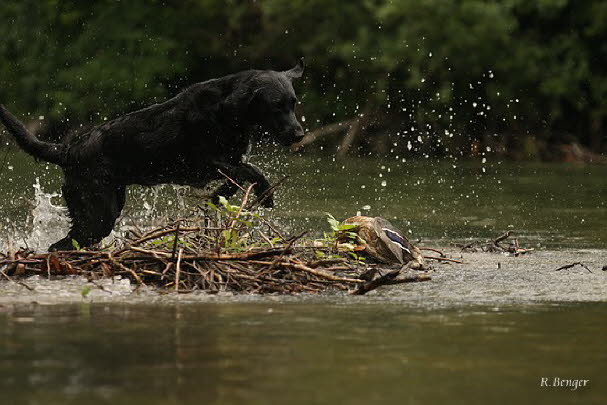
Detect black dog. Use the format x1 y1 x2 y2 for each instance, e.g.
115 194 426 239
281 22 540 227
0 59 305 251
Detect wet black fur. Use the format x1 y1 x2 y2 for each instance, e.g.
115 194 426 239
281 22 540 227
0 60 305 251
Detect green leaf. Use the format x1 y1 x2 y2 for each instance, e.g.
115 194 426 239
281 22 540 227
218 196 229 207
81 285 93 298
71 239 81 250
325 212 340 232
205 201 219 211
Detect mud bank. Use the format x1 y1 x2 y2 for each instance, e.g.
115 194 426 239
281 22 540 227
1 249 605 308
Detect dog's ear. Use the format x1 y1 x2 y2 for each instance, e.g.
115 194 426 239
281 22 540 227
284 57 304 80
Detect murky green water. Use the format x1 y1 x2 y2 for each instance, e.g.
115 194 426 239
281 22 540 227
1 148 606 250
1 148 606 404
0 302 605 405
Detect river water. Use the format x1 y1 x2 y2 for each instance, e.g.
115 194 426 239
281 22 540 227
1 302 605 404
0 148 606 403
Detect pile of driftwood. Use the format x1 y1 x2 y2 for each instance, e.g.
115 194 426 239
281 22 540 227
0 191 431 295
456 231 534 256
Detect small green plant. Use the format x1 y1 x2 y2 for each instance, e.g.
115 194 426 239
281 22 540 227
71 239 81 250
149 235 194 249
325 213 359 243
316 213 366 264
205 196 263 250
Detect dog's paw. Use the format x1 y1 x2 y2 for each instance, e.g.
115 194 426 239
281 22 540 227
48 237 77 252
210 194 221 206
260 195 274 209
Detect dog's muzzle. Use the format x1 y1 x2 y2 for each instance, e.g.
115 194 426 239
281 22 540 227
279 128 304 146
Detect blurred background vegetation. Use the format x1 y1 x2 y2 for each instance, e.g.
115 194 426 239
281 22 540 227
0 0 605 161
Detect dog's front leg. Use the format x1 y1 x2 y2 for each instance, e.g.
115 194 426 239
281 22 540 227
211 162 273 208
239 162 274 208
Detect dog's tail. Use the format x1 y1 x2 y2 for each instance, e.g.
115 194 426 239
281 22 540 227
0 104 65 165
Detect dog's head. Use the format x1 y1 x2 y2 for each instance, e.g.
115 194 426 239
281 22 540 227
248 59 305 146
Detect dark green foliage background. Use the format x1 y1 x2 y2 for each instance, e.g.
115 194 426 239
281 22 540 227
0 0 605 156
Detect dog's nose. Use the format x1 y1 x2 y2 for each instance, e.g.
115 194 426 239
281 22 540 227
293 124 304 138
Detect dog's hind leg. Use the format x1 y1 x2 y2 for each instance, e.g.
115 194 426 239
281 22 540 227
49 182 126 251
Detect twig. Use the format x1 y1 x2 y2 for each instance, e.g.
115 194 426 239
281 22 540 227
175 248 183 292
0 266 34 291
108 254 143 284
307 258 348 268
494 231 513 246
285 263 364 283
419 247 445 257
282 231 308 254
351 270 400 295
171 222 181 261
114 226 199 255
423 256 464 264
290 119 355 151
555 262 592 273
217 169 246 192
229 184 255 230
247 175 289 210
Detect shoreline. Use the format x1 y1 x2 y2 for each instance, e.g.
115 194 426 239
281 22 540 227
1 248 605 307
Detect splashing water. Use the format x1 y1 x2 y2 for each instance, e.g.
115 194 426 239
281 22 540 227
27 178 69 251
0 178 71 252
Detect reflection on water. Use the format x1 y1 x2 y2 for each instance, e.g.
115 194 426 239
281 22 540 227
1 149 605 405
0 302 605 404
1 149 606 251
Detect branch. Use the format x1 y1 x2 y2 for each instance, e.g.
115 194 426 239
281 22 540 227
290 119 354 151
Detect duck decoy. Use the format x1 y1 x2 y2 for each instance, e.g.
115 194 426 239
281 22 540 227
341 216 426 269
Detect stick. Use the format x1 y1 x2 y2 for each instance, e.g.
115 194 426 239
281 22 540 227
284 263 364 283
0 266 34 291
494 231 513 246
282 231 308 255
307 258 348 268
419 247 445 257
184 248 289 261
107 254 143 284
175 248 183 292
423 256 464 264
247 175 289 210
290 119 355 151
258 217 287 242
114 226 199 255
229 183 255 230
555 262 592 273
171 222 181 261
351 270 400 295
352 272 432 295
217 169 246 192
